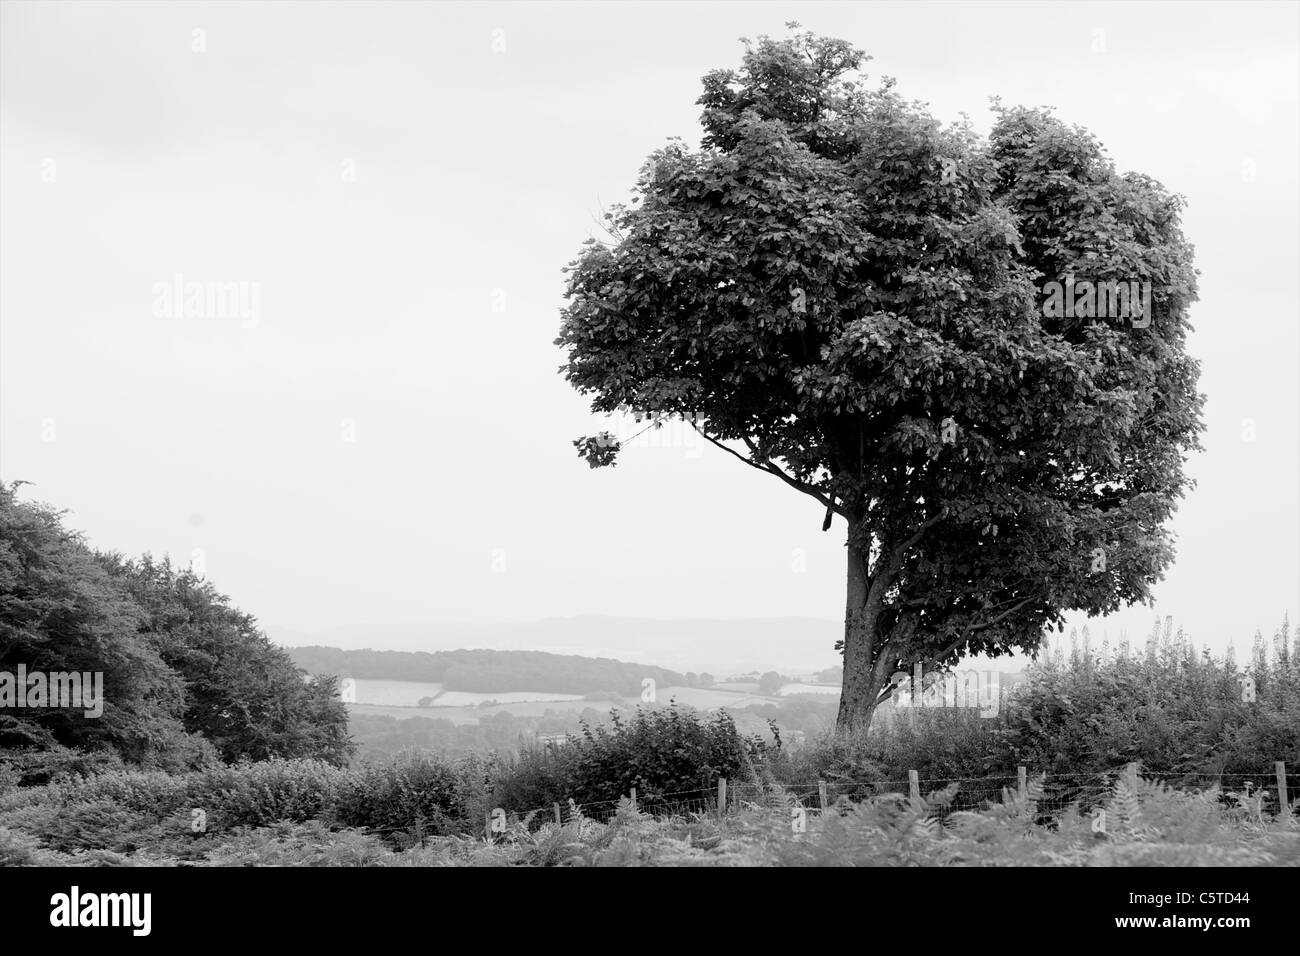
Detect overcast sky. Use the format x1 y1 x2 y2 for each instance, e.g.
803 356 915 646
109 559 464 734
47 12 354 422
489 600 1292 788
1 1 1296 658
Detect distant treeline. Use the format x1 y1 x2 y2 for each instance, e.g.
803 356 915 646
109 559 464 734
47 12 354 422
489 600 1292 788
287 647 687 696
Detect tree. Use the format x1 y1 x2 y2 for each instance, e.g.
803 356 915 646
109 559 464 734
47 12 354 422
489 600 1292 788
816 665 844 684
0 483 200 766
757 671 785 697
0 482 352 767
555 27 1202 731
103 554 354 765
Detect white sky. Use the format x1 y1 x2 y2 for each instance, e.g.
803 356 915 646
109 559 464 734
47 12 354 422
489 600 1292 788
1 1 1296 658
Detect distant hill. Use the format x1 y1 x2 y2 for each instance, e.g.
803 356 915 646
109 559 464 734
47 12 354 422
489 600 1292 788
286 646 686 696
268 616 1038 676
268 615 845 674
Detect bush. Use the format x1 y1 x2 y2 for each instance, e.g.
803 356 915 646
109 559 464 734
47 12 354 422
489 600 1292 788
491 706 770 820
0 799 160 854
1 745 127 787
334 753 474 838
188 759 352 830
0 762 19 796
203 821 394 866
767 617 1299 811
0 826 50 866
44 767 192 817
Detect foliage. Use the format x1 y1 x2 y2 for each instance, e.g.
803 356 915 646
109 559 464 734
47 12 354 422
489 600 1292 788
202 820 395 867
333 752 488 839
757 672 785 696
102 555 353 765
0 484 196 763
554 26 1203 729
491 706 769 819
780 616 1299 809
4 768 1294 867
0 482 352 770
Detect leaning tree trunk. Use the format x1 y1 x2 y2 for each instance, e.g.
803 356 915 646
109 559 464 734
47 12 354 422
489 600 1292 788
836 517 886 733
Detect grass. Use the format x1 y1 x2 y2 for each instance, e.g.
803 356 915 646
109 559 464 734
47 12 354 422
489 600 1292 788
3 768 1297 867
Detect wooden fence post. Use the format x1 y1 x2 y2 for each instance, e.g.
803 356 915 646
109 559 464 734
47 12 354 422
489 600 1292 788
818 779 828 811
717 777 727 816
1277 761 1290 816
1018 766 1027 801
909 769 920 801
1126 762 1139 793
630 787 637 811
553 803 561 826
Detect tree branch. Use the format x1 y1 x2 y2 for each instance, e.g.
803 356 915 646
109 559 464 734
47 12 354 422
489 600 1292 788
691 423 843 516
864 512 943 611
924 594 1041 665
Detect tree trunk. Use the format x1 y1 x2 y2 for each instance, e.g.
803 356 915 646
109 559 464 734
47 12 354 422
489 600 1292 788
836 517 883 733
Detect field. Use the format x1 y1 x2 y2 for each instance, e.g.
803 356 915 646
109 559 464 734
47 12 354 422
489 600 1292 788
346 683 782 725
349 680 446 706
777 683 840 697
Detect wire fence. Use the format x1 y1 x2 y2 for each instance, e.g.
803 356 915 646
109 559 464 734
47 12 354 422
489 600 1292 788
351 765 1298 843
731 769 1300 816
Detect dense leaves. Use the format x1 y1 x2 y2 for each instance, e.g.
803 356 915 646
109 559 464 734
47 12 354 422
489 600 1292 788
0 485 194 765
556 27 1202 729
492 706 767 817
0 483 352 772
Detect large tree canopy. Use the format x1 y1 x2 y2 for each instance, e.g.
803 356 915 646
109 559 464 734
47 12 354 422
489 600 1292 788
556 28 1202 730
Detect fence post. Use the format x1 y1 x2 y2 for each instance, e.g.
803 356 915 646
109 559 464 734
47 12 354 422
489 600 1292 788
818 779 828 812
1018 766 1027 801
717 777 727 816
909 769 920 801
1278 761 1290 816
630 787 637 811
484 813 492 841
1126 762 1139 793
553 803 561 826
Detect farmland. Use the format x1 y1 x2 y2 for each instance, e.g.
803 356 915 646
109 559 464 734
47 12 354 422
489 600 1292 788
343 682 797 739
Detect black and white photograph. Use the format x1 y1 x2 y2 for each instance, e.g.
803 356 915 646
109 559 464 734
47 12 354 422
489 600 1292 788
0 0 1296 935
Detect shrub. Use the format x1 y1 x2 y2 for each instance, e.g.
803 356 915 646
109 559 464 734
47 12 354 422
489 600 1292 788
0 826 49 866
0 799 160 854
203 821 393 866
514 706 768 818
45 767 193 818
768 617 1299 811
334 753 469 838
187 759 351 830
1 745 126 787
